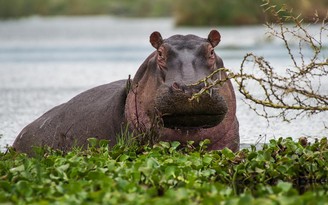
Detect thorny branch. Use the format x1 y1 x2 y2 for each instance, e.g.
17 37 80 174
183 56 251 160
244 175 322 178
190 1 328 122
188 67 232 102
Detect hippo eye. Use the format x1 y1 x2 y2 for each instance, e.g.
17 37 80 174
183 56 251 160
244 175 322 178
209 49 215 58
157 46 166 61
157 49 166 62
157 48 167 70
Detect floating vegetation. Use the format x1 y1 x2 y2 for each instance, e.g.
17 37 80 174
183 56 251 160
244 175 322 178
0 137 327 204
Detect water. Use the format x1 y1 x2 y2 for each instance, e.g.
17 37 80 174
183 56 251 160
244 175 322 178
0 16 327 150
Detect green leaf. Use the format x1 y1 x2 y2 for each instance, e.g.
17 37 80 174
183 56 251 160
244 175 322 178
119 154 130 161
169 141 181 153
10 164 25 173
222 148 235 159
15 180 33 196
146 157 159 169
87 138 98 148
238 194 254 204
203 155 213 165
199 139 211 147
99 139 110 147
159 141 170 149
57 163 70 172
276 181 293 193
165 166 176 178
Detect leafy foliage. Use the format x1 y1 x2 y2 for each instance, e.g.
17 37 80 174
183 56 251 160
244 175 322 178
1 137 328 204
174 0 328 26
1 0 328 26
0 0 173 19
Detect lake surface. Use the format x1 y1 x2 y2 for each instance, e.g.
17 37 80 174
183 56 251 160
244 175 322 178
0 16 327 151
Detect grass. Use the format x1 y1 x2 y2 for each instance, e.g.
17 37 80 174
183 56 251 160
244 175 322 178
0 137 328 204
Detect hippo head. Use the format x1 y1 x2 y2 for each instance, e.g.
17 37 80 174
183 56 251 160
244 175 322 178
125 30 238 150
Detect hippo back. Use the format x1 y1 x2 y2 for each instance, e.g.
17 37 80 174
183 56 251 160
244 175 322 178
13 80 128 155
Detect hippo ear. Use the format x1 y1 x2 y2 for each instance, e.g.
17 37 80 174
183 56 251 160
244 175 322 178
208 30 221 47
150 31 163 49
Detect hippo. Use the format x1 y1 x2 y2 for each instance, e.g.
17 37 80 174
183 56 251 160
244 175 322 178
13 30 239 155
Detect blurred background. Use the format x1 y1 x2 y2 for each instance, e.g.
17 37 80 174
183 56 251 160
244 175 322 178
0 0 327 150
1 0 328 25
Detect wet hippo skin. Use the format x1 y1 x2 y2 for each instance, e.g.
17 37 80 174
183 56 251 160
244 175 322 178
13 30 239 155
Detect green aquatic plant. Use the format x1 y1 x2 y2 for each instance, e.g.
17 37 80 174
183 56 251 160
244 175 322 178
0 137 327 204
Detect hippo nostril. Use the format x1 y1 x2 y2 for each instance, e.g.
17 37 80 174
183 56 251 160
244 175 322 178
195 82 206 91
191 86 200 93
172 82 207 95
189 82 205 93
172 82 183 91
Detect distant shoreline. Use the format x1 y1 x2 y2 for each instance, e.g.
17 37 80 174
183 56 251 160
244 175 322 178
1 0 327 26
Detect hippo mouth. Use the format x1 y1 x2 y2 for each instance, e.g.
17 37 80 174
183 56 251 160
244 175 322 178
155 84 228 130
162 113 226 129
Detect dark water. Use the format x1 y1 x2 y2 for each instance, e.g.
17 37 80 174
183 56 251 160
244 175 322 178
0 16 327 150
